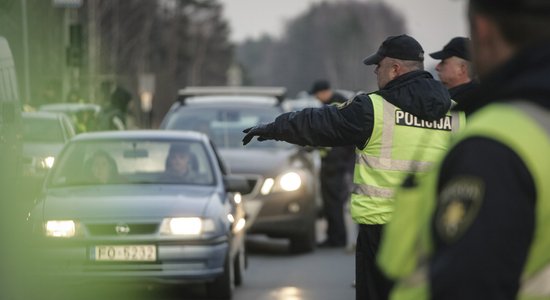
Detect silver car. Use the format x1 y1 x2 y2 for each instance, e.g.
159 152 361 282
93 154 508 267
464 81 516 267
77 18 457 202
21 111 75 180
30 131 248 299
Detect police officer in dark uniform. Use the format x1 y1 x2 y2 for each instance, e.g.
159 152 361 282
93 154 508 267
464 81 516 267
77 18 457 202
309 80 355 248
430 37 478 105
243 35 456 300
424 1 550 299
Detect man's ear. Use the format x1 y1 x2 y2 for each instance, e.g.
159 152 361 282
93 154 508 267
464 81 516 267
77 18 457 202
459 62 468 77
393 62 402 77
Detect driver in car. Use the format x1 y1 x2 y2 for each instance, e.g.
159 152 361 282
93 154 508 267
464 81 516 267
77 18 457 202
161 144 197 183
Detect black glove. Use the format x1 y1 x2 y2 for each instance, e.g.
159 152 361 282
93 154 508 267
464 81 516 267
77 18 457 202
242 124 275 146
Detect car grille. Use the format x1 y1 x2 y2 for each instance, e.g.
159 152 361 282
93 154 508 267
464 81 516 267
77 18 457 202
86 223 159 236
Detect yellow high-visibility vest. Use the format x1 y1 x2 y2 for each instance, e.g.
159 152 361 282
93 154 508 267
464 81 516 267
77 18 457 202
382 101 550 300
351 93 464 225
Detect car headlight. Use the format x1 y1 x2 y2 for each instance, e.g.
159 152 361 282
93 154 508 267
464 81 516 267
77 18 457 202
160 217 216 235
41 156 55 169
45 220 76 238
279 172 302 192
260 178 275 195
260 172 303 195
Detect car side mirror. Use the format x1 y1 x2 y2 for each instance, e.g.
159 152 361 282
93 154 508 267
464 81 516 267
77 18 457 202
224 175 250 194
301 146 316 153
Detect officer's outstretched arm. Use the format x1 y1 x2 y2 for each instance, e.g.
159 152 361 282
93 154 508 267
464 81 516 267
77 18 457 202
242 94 374 148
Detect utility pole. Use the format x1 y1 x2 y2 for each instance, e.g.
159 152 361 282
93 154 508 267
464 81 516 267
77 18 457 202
20 0 31 105
88 0 97 103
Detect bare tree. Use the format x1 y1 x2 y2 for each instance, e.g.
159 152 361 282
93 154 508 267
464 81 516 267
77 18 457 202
95 0 233 126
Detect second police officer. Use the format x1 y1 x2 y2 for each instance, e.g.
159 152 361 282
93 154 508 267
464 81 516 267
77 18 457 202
430 37 479 106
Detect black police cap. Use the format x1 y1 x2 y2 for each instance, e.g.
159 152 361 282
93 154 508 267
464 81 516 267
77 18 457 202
430 37 471 61
309 80 331 94
363 34 424 65
471 0 550 14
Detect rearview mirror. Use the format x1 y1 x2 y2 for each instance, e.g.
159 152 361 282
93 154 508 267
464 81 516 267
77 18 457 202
123 149 149 158
224 175 250 194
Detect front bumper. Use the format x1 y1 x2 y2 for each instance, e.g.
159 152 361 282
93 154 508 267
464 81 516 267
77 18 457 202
38 239 229 284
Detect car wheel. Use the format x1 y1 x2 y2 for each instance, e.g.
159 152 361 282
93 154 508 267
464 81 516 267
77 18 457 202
234 247 246 286
289 217 316 254
206 253 234 299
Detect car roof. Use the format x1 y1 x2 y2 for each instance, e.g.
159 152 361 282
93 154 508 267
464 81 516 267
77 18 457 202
22 111 65 120
40 103 101 113
184 95 280 107
178 86 286 99
72 130 208 143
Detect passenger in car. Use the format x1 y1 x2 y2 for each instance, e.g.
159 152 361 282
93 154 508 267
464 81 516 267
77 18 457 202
86 150 118 184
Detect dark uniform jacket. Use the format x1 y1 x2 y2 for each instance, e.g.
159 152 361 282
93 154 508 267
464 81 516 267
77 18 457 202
449 80 479 105
429 42 550 300
262 70 451 149
321 91 355 174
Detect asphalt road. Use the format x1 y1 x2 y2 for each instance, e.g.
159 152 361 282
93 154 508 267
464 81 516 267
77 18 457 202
132 235 356 300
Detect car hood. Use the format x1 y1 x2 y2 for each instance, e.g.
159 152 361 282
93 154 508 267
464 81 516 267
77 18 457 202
219 148 296 176
23 143 64 157
41 185 217 221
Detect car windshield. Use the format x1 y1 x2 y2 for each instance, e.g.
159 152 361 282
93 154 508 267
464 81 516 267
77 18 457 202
49 139 215 187
22 118 64 143
165 105 291 149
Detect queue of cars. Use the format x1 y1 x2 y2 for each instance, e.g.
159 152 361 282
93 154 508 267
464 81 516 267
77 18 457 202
24 86 322 299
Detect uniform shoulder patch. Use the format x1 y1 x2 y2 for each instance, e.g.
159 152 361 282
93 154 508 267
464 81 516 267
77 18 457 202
335 97 354 110
435 176 485 244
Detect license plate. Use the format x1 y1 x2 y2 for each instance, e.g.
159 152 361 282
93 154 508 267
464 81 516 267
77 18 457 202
94 245 156 262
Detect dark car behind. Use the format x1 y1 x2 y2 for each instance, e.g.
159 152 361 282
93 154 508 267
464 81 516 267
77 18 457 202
161 87 320 253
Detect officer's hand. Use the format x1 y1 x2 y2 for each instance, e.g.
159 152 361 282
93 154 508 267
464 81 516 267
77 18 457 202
242 124 274 146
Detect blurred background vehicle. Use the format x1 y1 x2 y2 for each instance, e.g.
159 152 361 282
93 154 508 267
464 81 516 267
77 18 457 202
161 87 320 253
20 111 75 201
39 103 102 133
29 131 248 299
0 36 22 187
284 89 355 112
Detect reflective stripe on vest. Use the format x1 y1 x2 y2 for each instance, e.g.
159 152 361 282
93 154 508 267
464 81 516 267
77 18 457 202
387 101 550 300
514 102 550 299
351 94 461 225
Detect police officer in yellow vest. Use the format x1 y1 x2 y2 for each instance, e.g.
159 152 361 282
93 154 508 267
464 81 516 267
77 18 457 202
242 35 463 300
378 1 550 299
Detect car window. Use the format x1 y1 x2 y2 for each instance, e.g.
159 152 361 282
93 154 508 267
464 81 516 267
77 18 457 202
61 115 75 139
49 139 215 187
164 105 292 149
22 118 64 143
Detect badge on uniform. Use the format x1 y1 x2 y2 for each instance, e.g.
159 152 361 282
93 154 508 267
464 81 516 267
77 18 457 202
435 177 485 244
335 98 354 110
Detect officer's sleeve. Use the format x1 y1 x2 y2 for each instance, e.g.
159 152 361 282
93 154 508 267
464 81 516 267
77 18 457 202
429 137 536 300
270 94 374 149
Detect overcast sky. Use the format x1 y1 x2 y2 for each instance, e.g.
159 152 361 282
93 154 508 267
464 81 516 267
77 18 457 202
218 0 469 66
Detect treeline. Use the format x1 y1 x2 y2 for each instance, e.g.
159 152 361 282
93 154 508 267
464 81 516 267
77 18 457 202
95 0 233 123
237 1 406 96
